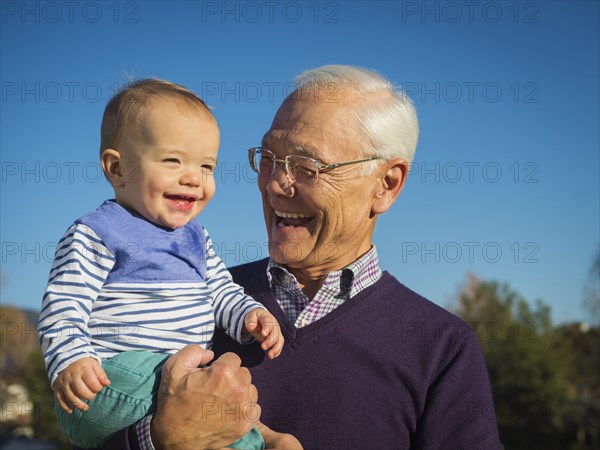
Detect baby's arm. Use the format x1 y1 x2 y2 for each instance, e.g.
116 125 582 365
53 357 111 413
245 307 284 359
203 230 267 342
38 223 115 389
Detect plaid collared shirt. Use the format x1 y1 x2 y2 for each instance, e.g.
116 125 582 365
136 415 154 450
137 246 383 447
267 245 382 327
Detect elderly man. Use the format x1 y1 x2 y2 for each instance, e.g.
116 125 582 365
102 65 500 449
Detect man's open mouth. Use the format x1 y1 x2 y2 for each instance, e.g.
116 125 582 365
275 210 314 228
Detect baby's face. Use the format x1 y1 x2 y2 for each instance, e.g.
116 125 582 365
114 100 220 229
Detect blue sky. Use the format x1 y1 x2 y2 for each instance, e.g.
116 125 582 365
1 1 599 325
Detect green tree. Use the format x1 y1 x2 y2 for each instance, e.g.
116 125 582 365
584 250 600 327
554 323 600 449
560 249 600 449
0 305 70 448
454 274 571 450
0 306 38 377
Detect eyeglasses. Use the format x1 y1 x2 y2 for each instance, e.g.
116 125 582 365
248 147 382 184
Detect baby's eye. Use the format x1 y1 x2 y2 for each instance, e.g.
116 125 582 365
201 163 216 173
163 158 180 164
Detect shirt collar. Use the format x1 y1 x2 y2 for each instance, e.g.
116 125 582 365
266 245 381 297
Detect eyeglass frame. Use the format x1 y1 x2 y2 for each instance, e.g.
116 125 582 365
248 147 383 184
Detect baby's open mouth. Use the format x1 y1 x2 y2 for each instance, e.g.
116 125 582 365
165 194 197 205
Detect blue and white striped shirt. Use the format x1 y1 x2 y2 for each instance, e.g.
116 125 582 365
38 200 263 386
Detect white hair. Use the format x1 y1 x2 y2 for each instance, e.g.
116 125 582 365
292 65 419 173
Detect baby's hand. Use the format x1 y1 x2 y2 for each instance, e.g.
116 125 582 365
245 307 284 359
53 357 110 413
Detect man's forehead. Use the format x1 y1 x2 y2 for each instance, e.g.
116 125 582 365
262 124 336 155
264 104 355 143
261 89 364 157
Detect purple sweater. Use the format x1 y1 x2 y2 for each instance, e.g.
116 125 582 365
102 259 501 450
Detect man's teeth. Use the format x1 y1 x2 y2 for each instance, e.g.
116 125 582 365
275 210 311 219
275 210 312 228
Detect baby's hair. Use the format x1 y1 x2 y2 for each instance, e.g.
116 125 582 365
100 78 213 154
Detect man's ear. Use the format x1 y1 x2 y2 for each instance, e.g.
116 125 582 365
371 158 409 215
101 149 124 187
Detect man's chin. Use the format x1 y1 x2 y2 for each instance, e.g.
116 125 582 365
269 242 309 267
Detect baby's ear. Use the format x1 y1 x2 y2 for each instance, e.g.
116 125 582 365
101 149 123 187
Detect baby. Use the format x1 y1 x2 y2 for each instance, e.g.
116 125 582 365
38 79 282 449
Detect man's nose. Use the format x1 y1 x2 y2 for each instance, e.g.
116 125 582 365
265 162 295 196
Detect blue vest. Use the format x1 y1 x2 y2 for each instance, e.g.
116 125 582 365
76 200 206 284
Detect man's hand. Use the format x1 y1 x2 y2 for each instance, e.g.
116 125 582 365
151 344 260 450
245 307 284 359
53 357 110 413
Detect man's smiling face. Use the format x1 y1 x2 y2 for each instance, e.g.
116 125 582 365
259 89 382 276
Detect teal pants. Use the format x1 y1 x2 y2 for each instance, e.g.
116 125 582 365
55 351 265 449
